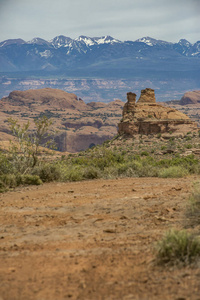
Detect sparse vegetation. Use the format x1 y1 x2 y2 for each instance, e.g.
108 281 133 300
186 186 200 228
155 229 200 266
1 123 200 192
158 166 189 178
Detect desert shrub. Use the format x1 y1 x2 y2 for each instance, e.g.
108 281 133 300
17 174 42 186
157 133 162 138
158 166 189 178
116 162 136 177
155 229 200 265
140 151 149 156
0 174 17 188
136 164 158 177
185 144 192 149
62 165 84 182
156 155 199 172
186 187 200 227
32 164 62 182
161 146 167 150
0 152 13 175
0 174 42 192
185 136 192 141
0 180 7 193
190 189 200 212
83 166 102 179
7 116 55 173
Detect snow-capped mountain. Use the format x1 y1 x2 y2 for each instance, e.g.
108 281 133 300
0 35 199 73
49 35 73 48
135 36 172 47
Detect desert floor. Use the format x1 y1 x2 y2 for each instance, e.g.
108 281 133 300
0 176 200 300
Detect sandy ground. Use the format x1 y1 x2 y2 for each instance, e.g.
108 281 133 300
0 176 200 300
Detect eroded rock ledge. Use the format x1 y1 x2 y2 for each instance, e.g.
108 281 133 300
118 88 198 136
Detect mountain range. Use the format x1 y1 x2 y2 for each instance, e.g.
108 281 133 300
0 35 200 73
0 35 199 102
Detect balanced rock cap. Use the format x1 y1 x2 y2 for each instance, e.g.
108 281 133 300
127 92 137 103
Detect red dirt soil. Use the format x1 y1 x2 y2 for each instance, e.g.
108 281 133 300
0 177 200 300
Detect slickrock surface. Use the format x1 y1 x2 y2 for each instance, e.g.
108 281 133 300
118 88 198 136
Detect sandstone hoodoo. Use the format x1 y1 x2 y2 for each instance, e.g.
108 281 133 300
118 88 198 136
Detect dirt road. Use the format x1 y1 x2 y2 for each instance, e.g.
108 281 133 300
0 177 200 300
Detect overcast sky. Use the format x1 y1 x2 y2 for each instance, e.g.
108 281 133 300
0 0 199 43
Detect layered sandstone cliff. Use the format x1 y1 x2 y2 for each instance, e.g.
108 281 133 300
118 88 198 136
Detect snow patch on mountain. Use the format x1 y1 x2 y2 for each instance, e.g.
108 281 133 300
39 50 52 58
76 36 95 46
94 36 121 45
135 36 172 46
49 35 73 48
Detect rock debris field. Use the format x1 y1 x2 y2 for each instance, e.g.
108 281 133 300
0 177 200 300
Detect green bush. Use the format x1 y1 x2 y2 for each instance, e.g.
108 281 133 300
185 144 192 149
189 190 200 213
186 188 200 227
32 164 62 182
0 174 17 188
0 174 42 192
17 174 42 186
83 166 102 179
62 165 84 182
140 151 149 156
0 152 13 175
158 166 189 178
156 229 200 265
0 179 8 193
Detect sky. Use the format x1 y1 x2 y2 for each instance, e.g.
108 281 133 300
0 0 199 43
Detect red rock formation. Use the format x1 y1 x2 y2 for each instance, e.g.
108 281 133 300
137 88 156 104
180 90 200 105
118 88 198 136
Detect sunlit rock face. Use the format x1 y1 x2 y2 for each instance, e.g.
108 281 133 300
118 88 198 136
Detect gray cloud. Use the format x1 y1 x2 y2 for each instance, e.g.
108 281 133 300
0 0 199 43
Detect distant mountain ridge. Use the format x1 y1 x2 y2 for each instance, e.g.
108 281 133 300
0 35 199 73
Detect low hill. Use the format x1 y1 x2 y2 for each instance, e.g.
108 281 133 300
180 90 200 105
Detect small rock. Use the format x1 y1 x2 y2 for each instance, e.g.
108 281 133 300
103 229 116 233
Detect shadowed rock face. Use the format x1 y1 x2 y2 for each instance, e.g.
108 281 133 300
118 89 198 136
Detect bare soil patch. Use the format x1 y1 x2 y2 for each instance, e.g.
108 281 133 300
0 177 200 300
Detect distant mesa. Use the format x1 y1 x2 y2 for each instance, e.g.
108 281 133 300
118 88 198 136
5 88 88 110
179 90 200 105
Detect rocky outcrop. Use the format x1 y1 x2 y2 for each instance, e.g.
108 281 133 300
179 90 200 105
118 88 198 136
137 88 156 104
